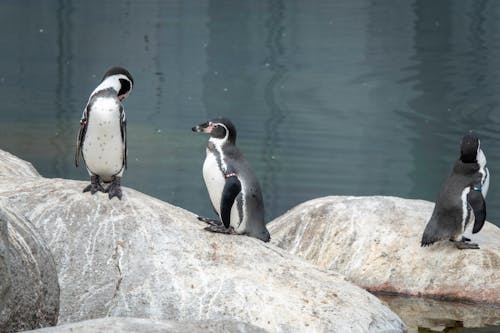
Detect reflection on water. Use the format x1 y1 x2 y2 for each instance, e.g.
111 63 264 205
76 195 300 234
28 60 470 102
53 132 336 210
377 294 500 333
1 0 500 331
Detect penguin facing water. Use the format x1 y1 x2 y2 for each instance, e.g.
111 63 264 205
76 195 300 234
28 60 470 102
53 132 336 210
75 67 134 200
421 133 489 249
192 118 271 242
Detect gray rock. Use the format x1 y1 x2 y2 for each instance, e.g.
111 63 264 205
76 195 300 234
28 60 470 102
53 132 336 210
0 150 40 179
268 196 500 304
0 150 406 333
0 201 59 332
21 317 267 333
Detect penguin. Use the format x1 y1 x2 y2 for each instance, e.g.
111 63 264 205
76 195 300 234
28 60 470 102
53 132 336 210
75 67 134 200
421 133 489 249
192 118 271 242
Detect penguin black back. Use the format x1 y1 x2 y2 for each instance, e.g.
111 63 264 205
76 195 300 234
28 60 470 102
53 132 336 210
421 133 488 249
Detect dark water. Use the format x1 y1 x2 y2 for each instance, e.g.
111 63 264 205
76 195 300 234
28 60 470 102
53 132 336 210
1 1 499 331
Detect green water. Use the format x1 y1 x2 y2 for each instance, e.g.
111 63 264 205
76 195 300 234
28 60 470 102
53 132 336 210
0 1 499 331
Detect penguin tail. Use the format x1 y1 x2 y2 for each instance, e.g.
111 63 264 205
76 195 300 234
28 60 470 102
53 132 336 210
420 236 436 247
420 227 440 247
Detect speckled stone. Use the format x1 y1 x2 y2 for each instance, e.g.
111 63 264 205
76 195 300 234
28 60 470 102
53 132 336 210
0 149 406 333
0 201 59 332
21 317 267 333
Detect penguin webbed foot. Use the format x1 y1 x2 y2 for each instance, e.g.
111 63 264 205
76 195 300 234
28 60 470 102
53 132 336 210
197 216 223 227
106 177 122 200
455 240 480 250
204 225 236 235
83 175 105 194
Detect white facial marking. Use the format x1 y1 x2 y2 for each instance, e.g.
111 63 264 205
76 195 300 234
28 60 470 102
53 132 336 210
208 122 230 173
90 74 132 98
476 141 489 197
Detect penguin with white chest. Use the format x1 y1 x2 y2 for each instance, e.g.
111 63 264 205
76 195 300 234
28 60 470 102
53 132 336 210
75 67 134 200
421 133 489 249
192 118 271 242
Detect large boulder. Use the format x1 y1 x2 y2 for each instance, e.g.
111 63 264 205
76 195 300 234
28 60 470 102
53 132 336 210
0 201 59 332
0 150 406 333
22 317 266 333
268 196 500 304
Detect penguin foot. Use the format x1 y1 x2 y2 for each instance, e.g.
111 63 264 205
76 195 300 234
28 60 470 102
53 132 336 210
197 216 223 227
83 175 105 194
204 225 236 235
106 177 122 200
455 241 480 250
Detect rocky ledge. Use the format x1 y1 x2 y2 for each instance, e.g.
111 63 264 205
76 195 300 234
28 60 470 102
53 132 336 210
0 201 59 332
22 317 267 333
268 196 500 304
0 150 406 333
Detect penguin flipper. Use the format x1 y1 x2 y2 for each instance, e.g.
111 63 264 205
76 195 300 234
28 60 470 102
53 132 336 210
468 188 486 234
220 175 241 229
120 108 127 170
75 107 89 167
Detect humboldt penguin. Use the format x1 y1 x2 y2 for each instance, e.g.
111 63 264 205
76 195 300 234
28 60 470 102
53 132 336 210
421 133 489 249
75 67 134 200
192 118 271 242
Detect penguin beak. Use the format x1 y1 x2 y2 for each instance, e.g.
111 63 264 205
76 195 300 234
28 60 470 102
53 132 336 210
192 122 214 133
118 91 130 101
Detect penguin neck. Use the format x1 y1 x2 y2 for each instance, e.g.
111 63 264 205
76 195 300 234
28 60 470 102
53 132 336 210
91 76 122 97
208 136 235 148
454 159 479 174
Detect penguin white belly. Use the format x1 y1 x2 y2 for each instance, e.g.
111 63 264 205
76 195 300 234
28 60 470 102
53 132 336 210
459 187 473 238
202 151 225 215
82 98 124 182
477 149 489 197
482 167 490 197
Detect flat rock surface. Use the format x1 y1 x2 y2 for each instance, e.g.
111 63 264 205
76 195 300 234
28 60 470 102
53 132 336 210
268 196 500 304
0 201 59 332
0 150 406 333
22 317 267 333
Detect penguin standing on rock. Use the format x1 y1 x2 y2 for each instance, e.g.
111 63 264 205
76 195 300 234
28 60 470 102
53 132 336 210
75 67 134 200
192 118 271 242
421 133 489 249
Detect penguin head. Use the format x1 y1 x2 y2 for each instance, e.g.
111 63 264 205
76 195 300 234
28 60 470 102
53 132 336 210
192 118 237 144
460 133 480 163
93 67 134 101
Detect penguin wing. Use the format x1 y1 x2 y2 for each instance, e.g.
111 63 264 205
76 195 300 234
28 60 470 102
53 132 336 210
220 175 241 229
468 187 486 233
75 106 89 167
120 107 127 170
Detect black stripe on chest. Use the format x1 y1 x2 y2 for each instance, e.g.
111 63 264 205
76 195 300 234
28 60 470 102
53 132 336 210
207 141 225 174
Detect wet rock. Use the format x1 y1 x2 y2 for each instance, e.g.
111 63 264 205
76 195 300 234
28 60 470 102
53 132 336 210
378 295 500 333
21 317 267 333
268 196 500 304
0 202 59 332
0 150 406 333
